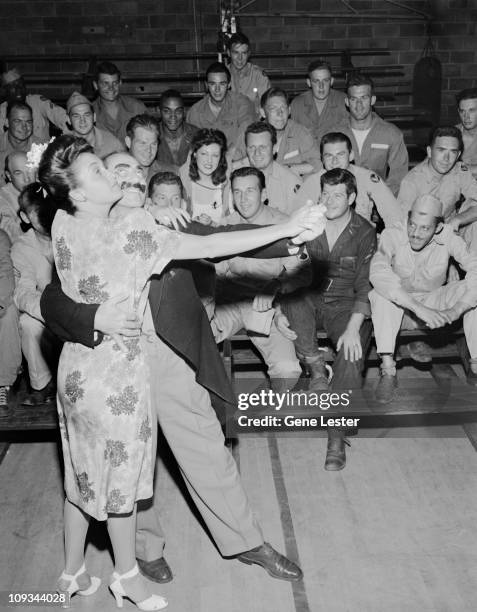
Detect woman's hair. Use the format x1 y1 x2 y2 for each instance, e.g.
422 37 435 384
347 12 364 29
38 134 94 216
189 128 228 186
18 183 56 236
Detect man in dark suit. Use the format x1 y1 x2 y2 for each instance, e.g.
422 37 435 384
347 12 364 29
41 153 317 584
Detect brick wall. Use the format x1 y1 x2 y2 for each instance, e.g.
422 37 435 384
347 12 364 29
1 0 476 122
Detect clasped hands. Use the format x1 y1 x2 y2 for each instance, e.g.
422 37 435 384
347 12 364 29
288 201 327 245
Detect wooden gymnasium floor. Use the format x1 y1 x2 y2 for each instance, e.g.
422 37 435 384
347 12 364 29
1 361 477 612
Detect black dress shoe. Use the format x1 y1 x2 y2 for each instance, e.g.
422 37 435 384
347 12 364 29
21 380 56 406
237 542 303 582
137 557 173 583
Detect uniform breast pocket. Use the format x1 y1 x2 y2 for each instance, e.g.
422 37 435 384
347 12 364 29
340 256 357 272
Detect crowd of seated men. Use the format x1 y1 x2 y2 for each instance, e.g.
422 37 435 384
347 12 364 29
2 30 477 472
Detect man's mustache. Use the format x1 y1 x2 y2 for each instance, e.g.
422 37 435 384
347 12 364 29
120 181 146 193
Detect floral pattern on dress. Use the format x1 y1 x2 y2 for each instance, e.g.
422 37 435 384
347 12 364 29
76 472 95 503
105 489 127 514
78 275 109 303
123 230 158 260
55 237 72 270
106 385 138 416
104 440 129 467
65 370 85 404
112 337 141 362
138 415 152 443
52 209 178 520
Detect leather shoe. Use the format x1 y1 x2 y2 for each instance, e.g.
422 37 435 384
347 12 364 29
137 557 173 583
325 435 349 471
237 542 303 582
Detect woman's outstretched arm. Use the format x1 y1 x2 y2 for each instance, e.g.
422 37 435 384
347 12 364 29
172 203 325 261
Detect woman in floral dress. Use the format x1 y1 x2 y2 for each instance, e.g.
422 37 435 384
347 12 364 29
37 135 323 610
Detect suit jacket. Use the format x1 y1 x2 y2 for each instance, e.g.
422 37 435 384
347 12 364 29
40 221 296 420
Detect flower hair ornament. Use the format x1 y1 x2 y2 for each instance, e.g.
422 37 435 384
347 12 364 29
26 137 55 198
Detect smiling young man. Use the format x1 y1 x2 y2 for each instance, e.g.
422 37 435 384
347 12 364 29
92 61 147 142
66 91 125 159
295 132 402 228
456 88 477 178
239 121 302 215
210 166 306 392
187 62 257 151
370 194 477 402
0 102 45 186
398 126 477 252
125 114 176 184
157 90 198 167
290 60 348 150
337 73 409 196
227 32 270 105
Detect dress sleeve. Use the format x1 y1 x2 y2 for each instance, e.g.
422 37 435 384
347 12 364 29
129 209 183 276
151 225 183 275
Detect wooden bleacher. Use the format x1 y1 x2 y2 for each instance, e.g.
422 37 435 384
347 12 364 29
1 47 434 144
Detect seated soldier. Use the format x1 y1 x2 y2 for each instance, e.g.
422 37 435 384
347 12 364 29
187 62 257 152
92 61 147 142
0 67 68 141
11 184 58 405
0 228 22 411
0 152 31 242
125 114 176 185
236 122 302 215
370 195 477 403
66 91 125 159
157 90 198 168
211 166 309 392
227 32 270 107
148 171 187 212
398 126 477 253
232 88 322 176
290 59 348 150
337 73 409 196
295 132 402 228
0 102 45 186
456 88 477 178
279 168 377 471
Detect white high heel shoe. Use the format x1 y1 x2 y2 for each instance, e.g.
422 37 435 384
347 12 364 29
109 563 168 610
57 563 101 604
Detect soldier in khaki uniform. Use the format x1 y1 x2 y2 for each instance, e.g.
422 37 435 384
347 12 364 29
456 88 477 178
237 122 302 216
0 102 45 187
370 195 477 403
398 126 477 252
290 59 348 150
0 68 68 141
337 73 408 197
92 61 147 142
66 91 125 159
187 62 257 152
227 32 270 108
295 132 402 228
